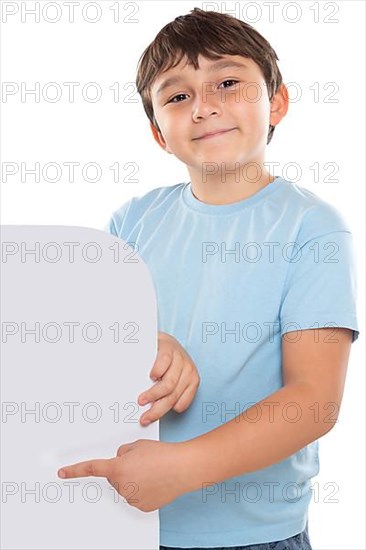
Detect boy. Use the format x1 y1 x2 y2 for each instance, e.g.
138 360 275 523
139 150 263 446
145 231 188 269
58 8 359 550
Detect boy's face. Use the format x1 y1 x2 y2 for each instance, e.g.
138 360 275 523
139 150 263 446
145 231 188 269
149 54 287 179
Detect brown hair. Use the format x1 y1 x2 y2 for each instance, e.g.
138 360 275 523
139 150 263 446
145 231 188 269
135 7 283 145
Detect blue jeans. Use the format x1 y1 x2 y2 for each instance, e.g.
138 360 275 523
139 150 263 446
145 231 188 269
160 521 312 550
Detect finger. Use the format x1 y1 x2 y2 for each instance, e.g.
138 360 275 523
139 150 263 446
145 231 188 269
140 367 188 424
150 351 171 382
140 397 172 425
137 349 172 405
172 382 199 413
137 351 184 405
139 350 184 406
137 379 163 406
150 337 177 380
57 458 115 479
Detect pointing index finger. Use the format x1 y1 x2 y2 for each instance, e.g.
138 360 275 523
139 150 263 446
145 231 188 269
57 458 115 479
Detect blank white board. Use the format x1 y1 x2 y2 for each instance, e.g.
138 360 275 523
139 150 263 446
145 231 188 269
1 225 159 549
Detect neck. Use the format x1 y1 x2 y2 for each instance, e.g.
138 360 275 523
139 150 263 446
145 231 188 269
188 169 276 206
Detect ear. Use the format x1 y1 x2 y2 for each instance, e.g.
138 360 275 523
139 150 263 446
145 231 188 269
149 121 173 154
269 83 289 127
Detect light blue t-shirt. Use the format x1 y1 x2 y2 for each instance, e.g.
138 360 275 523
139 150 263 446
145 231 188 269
104 176 359 548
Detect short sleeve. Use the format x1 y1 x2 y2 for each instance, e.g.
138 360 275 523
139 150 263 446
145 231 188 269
103 215 118 236
279 231 360 343
103 198 134 238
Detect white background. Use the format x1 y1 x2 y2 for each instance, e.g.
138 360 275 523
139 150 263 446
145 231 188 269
1 1 365 548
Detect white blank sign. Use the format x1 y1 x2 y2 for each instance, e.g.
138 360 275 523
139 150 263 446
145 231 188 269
1 225 159 549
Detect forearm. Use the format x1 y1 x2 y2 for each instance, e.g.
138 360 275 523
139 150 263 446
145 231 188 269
179 383 335 493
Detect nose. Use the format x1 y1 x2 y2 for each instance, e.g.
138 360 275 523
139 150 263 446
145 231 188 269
192 88 222 121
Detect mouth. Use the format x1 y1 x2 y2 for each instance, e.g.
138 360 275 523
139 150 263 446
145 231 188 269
193 128 237 140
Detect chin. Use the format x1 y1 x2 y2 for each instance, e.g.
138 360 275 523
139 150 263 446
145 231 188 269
200 155 245 169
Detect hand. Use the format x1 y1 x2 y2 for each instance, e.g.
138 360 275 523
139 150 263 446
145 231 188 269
137 332 200 426
57 439 190 512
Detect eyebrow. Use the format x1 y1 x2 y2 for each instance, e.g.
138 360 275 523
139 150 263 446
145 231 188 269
155 59 248 96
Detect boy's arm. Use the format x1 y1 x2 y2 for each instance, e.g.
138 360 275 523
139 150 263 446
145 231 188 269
179 327 353 493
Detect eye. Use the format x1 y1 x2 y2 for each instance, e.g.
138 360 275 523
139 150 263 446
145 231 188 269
167 93 188 104
166 80 239 104
219 79 239 89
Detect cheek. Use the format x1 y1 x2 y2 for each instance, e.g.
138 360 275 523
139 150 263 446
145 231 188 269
154 114 174 143
158 108 176 127
163 116 188 143
240 102 270 133
232 83 270 116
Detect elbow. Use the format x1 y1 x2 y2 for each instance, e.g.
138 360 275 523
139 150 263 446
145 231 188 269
293 381 342 438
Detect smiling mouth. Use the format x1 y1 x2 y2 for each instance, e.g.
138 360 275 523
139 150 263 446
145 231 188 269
194 128 237 140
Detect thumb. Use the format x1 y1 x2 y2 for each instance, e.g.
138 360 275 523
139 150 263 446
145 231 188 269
116 441 136 457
